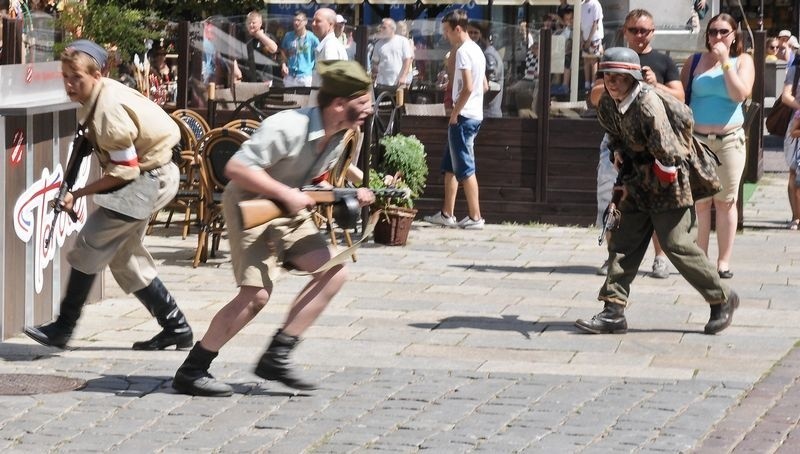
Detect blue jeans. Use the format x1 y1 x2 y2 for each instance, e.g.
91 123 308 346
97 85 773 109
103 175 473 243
441 115 482 181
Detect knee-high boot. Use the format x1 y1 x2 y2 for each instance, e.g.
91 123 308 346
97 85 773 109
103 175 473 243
172 342 233 397
131 277 193 350
254 329 317 390
24 268 97 348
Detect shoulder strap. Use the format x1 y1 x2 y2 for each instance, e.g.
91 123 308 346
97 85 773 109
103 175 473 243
684 52 701 105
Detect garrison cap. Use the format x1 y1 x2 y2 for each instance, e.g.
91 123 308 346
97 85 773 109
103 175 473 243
67 39 108 70
317 60 372 98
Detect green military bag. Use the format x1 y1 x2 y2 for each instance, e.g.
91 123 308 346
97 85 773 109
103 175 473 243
647 85 722 200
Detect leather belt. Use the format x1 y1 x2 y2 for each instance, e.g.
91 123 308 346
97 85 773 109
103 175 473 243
694 128 740 141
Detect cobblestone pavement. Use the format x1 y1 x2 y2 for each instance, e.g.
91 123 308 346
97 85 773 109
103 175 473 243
1 153 799 453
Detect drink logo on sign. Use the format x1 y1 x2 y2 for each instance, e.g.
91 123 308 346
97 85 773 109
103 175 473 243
13 145 90 293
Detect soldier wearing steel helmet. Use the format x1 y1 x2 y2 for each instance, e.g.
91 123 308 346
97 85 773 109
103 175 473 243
574 47 739 336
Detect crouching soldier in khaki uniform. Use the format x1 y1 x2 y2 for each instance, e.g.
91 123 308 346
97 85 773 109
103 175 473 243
172 60 375 397
24 40 193 350
574 48 739 335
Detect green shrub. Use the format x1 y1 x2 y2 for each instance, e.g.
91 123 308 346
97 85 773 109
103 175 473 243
370 134 427 208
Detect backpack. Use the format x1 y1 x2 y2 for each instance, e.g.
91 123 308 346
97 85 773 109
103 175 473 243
644 85 722 200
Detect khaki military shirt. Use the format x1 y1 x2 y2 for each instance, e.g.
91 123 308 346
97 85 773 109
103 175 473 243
79 78 179 181
228 107 347 196
597 83 695 212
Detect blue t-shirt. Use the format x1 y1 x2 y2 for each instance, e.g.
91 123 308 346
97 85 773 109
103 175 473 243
281 31 319 77
690 57 744 127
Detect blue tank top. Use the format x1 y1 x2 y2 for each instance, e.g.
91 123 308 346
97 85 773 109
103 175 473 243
689 56 744 128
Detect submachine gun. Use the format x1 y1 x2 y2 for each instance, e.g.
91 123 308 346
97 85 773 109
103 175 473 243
45 125 94 249
598 187 623 246
239 186 408 230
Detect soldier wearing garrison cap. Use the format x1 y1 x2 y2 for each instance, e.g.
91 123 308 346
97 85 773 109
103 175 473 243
574 47 740 337
173 60 375 397
25 40 194 351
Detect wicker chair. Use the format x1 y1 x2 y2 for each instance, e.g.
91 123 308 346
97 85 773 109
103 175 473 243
147 116 203 238
315 128 361 262
193 127 250 267
171 109 210 144
222 118 261 136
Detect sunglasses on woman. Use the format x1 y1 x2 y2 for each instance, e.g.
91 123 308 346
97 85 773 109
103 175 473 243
707 28 733 38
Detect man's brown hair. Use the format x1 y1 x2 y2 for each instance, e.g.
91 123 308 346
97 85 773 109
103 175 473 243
441 9 468 31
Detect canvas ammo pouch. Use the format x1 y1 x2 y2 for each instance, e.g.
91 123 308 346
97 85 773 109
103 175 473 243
93 170 160 220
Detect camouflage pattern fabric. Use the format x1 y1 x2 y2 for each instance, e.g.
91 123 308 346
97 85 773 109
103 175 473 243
596 84 719 212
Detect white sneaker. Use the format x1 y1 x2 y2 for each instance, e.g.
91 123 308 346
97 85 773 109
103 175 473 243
650 256 669 279
458 216 485 230
424 211 457 228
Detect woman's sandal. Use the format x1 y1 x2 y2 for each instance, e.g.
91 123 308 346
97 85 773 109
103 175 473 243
790 219 800 231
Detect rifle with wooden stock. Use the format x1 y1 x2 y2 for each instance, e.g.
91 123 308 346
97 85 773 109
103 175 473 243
239 186 408 230
45 125 94 249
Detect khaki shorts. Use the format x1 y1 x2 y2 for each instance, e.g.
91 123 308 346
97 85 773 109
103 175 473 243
694 128 746 202
222 185 328 291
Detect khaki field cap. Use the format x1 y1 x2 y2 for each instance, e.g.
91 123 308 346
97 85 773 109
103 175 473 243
317 60 372 98
598 47 643 81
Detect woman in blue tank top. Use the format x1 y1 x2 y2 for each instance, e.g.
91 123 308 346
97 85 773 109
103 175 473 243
680 13 754 280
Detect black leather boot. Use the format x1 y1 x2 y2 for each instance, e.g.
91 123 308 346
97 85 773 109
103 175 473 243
254 329 317 390
24 269 96 348
704 291 739 334
131 277 193 350
575 302 628 334
172 342 233 397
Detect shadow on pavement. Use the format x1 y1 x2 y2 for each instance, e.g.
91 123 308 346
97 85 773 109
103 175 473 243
409 315 542 339
451 264 599 275
79 374 303 397
0 342 60 361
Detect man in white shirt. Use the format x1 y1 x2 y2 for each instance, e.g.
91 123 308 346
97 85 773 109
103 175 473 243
423 9 488 230
311 8 348 86
581 0 604 91
371 18 413 96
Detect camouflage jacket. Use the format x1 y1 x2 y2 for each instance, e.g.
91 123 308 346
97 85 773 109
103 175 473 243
596 84 695 212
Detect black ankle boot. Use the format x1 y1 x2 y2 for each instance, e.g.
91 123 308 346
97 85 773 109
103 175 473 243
704 291 739 335
131 277 193 350
254 329 317 390
24 269 96 348
172 342 233 397
575 302 628 334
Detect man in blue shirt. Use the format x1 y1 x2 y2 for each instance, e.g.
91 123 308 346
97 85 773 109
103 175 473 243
280 11 319 87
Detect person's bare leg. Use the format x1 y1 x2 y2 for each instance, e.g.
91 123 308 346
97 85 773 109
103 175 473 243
461 174 482 220
256 248 348 390
652 233 665 258
714 199 737 272
789 170 800 223
200 286 269 352
694 199 713 256
442 171 459 217
281 249 348 336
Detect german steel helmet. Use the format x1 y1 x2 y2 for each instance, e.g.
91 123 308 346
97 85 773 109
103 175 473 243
598 47 643 80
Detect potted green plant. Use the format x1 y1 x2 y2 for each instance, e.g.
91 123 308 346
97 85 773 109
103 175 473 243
369 133 428 245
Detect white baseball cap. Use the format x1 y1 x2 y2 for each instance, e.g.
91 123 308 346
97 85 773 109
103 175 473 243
779 29 792 38
789 36 800 49
335 14 346 24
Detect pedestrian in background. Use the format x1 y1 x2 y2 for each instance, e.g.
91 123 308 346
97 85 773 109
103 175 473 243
591 9 684 279
680 13 754 280
424 10 488 230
